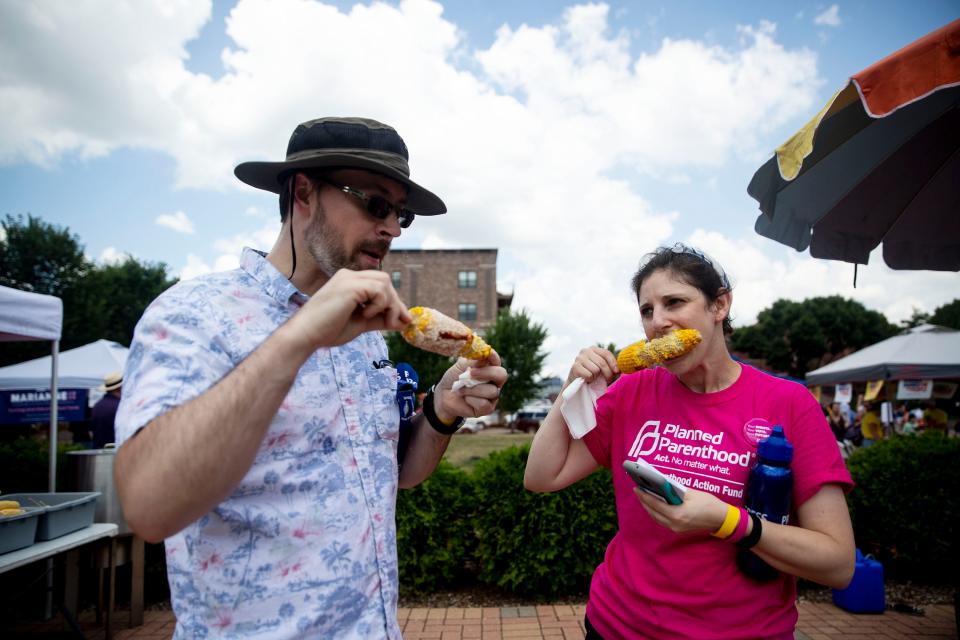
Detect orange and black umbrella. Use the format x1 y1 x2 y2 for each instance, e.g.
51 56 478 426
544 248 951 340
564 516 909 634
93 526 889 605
748 19 959 276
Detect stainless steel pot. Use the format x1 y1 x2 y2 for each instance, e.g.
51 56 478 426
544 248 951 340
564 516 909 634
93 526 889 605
66 447 129 534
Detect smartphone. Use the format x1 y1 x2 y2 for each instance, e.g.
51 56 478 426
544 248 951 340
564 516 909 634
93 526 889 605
622 459 686 505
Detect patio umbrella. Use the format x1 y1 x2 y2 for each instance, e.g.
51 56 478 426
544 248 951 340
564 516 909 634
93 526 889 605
747 19 960 278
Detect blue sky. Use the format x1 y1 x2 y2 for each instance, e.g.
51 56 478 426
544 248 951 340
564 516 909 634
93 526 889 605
1 1 957 377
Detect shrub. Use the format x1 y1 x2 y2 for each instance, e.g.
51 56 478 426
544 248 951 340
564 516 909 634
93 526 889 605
472 444 616 599
845 431 959 582
0 436 82 492
397 461 477 593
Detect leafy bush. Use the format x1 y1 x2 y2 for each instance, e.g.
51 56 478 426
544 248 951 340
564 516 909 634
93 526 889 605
0 436 82 493
397 461 477 593
845 431 959 582
472 444 616 599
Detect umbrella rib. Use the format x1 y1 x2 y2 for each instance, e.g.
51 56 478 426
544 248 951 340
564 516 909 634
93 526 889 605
878 143 960 244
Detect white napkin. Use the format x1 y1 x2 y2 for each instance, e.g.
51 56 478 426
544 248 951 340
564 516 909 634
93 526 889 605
451 368 484 392
560 377 608 439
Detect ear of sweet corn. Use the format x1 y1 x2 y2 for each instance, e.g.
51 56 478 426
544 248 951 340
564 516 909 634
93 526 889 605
617 329 702 373
402 306 492 360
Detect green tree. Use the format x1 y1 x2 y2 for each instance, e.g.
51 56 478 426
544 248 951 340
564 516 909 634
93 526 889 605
482 309 548 415
75 258 177 346
1 214 89 296
929 299 960 330
899 307 931 329
1 214 91 365
731 296 897 378
0 214 177 366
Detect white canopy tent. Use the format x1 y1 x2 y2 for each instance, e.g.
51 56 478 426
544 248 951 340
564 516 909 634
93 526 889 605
806 324 960 386
0 285 63 490
0 338 128 390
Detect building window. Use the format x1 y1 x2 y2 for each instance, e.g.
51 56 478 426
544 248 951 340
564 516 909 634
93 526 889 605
458 270 477 288
391 271 402 289
458 303 477 322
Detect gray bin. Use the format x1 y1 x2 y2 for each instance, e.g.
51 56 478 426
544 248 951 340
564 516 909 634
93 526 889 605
0 507 43 554
2 492 100 540
67 448 129 535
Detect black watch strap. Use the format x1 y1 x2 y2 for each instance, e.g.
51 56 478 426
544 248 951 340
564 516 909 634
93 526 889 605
736 512 763 549
423 386 463 436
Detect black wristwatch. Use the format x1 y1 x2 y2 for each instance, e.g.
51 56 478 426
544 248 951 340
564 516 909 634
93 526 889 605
736 512 763 549
422 385 464 436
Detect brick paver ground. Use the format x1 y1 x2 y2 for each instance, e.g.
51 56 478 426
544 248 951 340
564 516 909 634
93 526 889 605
7 602 956 639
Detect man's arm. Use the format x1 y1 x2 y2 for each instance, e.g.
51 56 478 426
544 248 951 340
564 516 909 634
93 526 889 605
115 269 411 543
398 353 507 488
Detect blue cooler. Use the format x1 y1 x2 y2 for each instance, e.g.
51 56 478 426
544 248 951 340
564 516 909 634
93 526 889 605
832 549 885 613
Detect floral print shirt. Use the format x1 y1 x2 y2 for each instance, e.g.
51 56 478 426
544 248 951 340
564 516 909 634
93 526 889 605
116 248 402 639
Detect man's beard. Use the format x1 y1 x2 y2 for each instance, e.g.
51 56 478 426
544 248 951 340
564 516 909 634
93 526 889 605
305 202 391 276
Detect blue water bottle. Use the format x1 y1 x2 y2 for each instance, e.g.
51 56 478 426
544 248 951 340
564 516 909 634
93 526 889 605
737 425 793 581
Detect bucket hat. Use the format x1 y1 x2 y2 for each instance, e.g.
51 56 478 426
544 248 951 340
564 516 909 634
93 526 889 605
234 117 446 215
99 371 122 392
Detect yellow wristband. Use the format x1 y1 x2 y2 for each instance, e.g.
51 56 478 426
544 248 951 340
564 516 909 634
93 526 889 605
711 504 741 539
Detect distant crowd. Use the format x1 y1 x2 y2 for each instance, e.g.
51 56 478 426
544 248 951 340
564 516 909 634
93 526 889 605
824 397 953 457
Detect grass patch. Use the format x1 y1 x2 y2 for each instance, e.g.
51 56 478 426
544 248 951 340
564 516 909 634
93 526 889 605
442 429 535 472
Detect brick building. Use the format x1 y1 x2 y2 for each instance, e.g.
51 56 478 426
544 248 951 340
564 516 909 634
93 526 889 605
381 249 512 330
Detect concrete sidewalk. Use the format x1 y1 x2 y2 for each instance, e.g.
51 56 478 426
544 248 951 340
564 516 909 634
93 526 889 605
10 601 957 639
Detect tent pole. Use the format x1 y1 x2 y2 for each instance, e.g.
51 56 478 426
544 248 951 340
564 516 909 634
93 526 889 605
49 339 59 491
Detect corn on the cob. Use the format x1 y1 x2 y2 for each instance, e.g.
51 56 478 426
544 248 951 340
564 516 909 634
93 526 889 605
0 508 25 516
402 306 492 360
617 329 702 373
0 500 21 511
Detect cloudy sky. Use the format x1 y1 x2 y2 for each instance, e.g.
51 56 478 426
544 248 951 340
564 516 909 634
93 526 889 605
1 0 957 378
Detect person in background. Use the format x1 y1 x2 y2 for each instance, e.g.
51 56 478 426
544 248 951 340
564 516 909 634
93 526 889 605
859 401 884 448
91 371 122 448
113 117 507 639
901 412 918 436
922 400 949 433
524 244 854 639
826 402 847 441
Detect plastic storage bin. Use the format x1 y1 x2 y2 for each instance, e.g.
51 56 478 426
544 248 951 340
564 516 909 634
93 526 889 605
832 549 885 613
1 492 100 541
0 507 44 554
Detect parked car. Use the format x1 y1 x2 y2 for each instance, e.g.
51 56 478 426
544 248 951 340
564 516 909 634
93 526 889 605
457 416 488 434
511 406 550 433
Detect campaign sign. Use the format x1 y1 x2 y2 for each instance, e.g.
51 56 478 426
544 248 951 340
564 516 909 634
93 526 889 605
897 379 933 400
834 383 853 404
0 388 88 424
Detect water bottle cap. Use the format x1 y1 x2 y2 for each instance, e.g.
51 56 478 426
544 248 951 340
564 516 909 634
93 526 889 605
758 425 793 463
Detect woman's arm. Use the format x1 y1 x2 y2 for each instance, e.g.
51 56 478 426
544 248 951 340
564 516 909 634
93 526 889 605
745 484 855 588
636 483 855 588
524 346 616 492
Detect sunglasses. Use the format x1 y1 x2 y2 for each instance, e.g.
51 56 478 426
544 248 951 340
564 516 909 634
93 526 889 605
313 176 415 228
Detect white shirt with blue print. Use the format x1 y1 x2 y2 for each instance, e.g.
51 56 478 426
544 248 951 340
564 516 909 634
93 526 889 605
116 247 402 639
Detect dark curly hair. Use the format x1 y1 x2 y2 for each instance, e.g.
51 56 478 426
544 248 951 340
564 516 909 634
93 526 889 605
630 243 734 335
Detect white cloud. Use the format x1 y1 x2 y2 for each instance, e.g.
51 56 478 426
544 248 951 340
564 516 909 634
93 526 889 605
2 0 954 382
814 5 841 28
176 220 279 280
98 246 126 265
178 254 213 281
155 210 195 234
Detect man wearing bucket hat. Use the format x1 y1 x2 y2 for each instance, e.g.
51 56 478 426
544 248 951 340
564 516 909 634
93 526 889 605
91 371 122 448
113 117 507 639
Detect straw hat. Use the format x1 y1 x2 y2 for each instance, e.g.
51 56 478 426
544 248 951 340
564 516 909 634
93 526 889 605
99 371 123 392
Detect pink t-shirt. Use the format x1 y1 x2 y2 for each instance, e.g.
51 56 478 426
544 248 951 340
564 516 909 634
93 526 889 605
582 364 852 640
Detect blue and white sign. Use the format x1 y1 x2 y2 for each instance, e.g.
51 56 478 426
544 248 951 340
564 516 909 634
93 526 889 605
0 388 88 424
